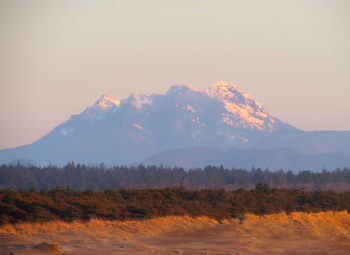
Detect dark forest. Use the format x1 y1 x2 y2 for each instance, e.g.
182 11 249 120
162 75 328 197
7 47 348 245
1 163 350 191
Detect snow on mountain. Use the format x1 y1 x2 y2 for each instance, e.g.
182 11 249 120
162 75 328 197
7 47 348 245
78 81 281 135
204 81 277 131
1 81 348 168
127 93 153 109
82 95 120 118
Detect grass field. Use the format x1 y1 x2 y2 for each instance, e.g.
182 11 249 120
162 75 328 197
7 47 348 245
1 211 350 254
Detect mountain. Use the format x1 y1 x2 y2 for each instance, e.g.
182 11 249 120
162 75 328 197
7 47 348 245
140 146 350 171
0 81 349 170
255 130 350 155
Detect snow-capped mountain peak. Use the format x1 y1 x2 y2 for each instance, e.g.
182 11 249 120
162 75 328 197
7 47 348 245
205 80 253 101
96 94 121 109
2 81 348 168
81 81 282 131
0 81 310 166
82 94 120 118
204 81 274 131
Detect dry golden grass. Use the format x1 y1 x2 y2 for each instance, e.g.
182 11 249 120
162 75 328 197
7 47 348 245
0 215 218 239
1 211 350 255
1 211 349 240
220 211 350 241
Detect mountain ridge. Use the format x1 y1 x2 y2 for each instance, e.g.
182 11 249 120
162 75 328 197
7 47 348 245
139 146 350 171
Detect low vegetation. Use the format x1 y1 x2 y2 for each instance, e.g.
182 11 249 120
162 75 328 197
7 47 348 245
1 185 350 226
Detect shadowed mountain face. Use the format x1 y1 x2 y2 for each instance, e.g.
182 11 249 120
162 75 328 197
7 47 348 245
0 81 349 170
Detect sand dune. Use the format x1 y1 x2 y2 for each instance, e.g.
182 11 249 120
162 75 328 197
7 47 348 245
1 211 350 254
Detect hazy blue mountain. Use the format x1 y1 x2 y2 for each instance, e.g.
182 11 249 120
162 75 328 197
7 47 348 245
255 130 350 154
140 146 350 171
0 81 348 170
139 147 223 169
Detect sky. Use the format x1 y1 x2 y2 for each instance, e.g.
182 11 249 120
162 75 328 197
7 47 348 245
0 0 349 149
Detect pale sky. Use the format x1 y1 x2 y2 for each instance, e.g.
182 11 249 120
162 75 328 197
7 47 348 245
0 0 349 149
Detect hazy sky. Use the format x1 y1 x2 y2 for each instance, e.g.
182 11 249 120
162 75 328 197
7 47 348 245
0 0 349 149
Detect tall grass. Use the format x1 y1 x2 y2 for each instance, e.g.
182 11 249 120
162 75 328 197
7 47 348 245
1 211 349 241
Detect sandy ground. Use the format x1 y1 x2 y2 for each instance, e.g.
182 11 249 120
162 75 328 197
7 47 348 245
1 211 350 255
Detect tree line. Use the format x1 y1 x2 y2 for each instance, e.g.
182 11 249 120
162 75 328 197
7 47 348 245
1 163 350 191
